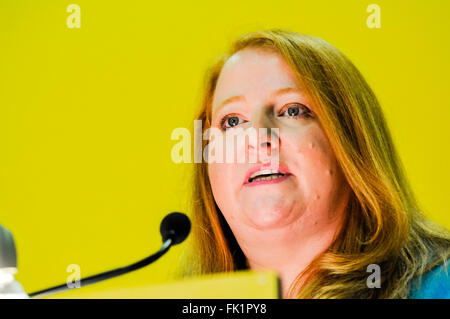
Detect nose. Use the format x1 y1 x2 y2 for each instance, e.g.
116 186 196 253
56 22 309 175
258 127 280 157
247 113 280 162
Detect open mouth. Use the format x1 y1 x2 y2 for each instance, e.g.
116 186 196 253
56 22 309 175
248 169 286 183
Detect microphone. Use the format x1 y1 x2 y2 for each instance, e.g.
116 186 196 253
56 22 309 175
28 212 191 298
160 212 191 245
0 224 28 298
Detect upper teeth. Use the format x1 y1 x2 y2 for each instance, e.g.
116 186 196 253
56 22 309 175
249 169 284 180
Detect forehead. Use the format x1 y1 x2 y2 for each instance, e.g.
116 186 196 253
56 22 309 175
212 48 300 112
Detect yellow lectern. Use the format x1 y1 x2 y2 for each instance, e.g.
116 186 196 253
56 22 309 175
45 270 280 299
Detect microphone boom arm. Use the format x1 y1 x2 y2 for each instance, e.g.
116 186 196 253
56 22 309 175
28 238 173 299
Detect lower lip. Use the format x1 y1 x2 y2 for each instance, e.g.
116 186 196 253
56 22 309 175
244 174 291 187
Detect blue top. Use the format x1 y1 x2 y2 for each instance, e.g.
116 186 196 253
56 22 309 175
409 263 450 299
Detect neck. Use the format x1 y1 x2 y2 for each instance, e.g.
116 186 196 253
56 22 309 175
239 205 347 298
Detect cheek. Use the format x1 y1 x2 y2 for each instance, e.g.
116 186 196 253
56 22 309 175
208 163 228 197
208 162 240 219
283 125 340 199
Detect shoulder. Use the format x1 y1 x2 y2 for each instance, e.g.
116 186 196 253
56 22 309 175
409 262 450 299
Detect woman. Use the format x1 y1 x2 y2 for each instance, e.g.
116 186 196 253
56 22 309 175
179 29 450 298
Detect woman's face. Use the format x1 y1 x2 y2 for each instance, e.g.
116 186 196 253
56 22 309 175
208 48 349 234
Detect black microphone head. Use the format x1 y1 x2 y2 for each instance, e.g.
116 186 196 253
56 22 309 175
160 212 191 245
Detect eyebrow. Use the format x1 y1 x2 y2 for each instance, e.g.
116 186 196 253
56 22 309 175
212 87 303 118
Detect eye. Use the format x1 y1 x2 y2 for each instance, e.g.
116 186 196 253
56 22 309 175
220 115 246 130
279 103 313 119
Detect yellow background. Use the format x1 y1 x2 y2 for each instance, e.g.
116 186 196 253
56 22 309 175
0 0 449 295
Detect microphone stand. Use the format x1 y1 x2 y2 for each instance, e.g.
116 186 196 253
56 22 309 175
29 238 173 299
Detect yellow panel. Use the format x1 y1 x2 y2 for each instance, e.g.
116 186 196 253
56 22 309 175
43 270 280 299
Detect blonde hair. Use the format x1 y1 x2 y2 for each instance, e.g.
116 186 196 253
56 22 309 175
178 29 450 298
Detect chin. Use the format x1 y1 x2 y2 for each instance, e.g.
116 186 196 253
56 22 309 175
238 193 303 229
244 205 299 230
